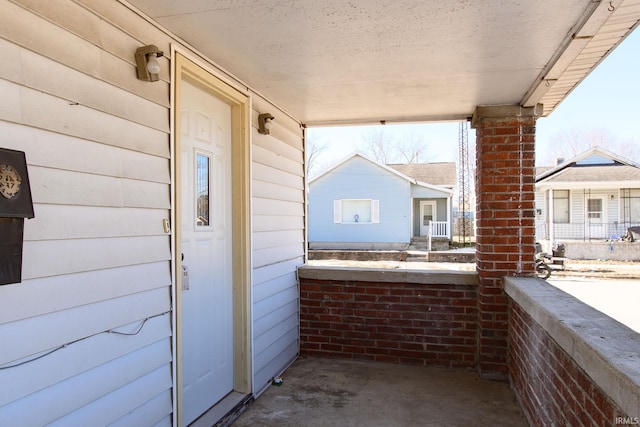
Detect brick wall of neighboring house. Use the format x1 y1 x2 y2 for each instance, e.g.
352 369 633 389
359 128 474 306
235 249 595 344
299 277 478 367
509 302 630 426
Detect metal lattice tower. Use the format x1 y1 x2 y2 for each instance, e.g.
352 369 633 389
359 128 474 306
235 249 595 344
457 121 471 246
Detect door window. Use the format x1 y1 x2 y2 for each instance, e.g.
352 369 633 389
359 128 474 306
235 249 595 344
422 204 433 225
196 152 211 227
587 198 602 222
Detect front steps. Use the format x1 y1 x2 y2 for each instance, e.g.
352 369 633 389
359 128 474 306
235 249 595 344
409 236 450 251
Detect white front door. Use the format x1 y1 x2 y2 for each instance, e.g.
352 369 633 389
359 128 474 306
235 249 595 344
180 79 234 425
419 201 437 236
587 197 606 239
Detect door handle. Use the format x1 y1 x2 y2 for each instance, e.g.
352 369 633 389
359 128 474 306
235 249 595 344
181 253 189 290
182 264 190 291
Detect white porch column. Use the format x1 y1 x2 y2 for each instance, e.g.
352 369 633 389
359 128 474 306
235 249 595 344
410 197 414 238
446 196 452 239
548 189 555 243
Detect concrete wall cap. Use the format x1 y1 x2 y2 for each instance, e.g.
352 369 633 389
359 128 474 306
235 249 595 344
471 104 543 128
298 265 478 286
505 277 640 418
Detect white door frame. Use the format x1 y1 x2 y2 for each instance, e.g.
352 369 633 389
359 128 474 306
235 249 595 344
419 201 437 237
172 51 252 426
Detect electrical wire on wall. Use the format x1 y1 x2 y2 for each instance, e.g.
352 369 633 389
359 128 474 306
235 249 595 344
0 311 171 371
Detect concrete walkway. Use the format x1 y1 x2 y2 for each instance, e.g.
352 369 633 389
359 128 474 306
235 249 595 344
233 357 528 427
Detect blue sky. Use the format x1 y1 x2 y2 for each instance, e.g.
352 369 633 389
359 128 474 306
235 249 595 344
307 27 640 173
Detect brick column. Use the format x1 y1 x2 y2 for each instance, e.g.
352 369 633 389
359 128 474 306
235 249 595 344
471 104 541 379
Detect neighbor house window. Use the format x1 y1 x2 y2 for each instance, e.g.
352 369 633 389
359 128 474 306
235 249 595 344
553 190 569 223
333 199 379 223
622 189 640 222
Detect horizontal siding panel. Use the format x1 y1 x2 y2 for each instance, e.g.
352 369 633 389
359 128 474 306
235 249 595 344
0 29 23 81
1 350 171 427
0 38 169 132
252 179 304 203
253 242 305 269
75 0 173 60
253 230 304 251
252 257 303 286
253 162 304 189
253 136 303 164
30 167 121 206
253 332 298 395
253 272 298 304
1 1 101 81
252 214 305 233
0 314 170 406
253 285 298 321
2 0 170 106
19 85 169 157
254 312 298 357
123 179 171 209
0 79 21 123
152 415 173 427
12 0 102 45
28 167 170 208
22 236 170 279
0 262 170 325
121 150 170 184
47 366 172 427
0 80 168 157
253 197 304 217
25 205 169 241
253 299 298 338
108 390 173 427
0 287 170 366
1 122 169 183
252 144 304 176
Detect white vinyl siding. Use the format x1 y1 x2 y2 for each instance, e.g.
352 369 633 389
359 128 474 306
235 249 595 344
0 1 173 424
251 97 304 395
0 0 304 425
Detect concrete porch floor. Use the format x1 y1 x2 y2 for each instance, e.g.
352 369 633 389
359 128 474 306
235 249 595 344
233 357 528 426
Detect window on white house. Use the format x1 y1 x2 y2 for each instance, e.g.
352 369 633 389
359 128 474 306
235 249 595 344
622 189 640 222
553 190 569 223
333 199 379 223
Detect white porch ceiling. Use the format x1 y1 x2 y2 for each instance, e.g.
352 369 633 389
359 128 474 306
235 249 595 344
125 0 640 126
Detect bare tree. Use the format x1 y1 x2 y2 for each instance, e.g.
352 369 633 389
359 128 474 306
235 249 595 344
363 128 394 164
618 136 640 163
305 132 329 178
397 131 429 163
362 128 430 164
541 127 640 165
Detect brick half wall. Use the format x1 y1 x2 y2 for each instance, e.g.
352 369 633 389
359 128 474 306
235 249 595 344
298 266 479 367
506 277 639 426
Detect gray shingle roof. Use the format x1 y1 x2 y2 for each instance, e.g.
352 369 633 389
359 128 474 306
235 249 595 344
543 164 640 183
386 162 457 187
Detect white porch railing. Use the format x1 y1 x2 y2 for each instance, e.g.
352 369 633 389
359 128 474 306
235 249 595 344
428 221 448 251
430 221 448 238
